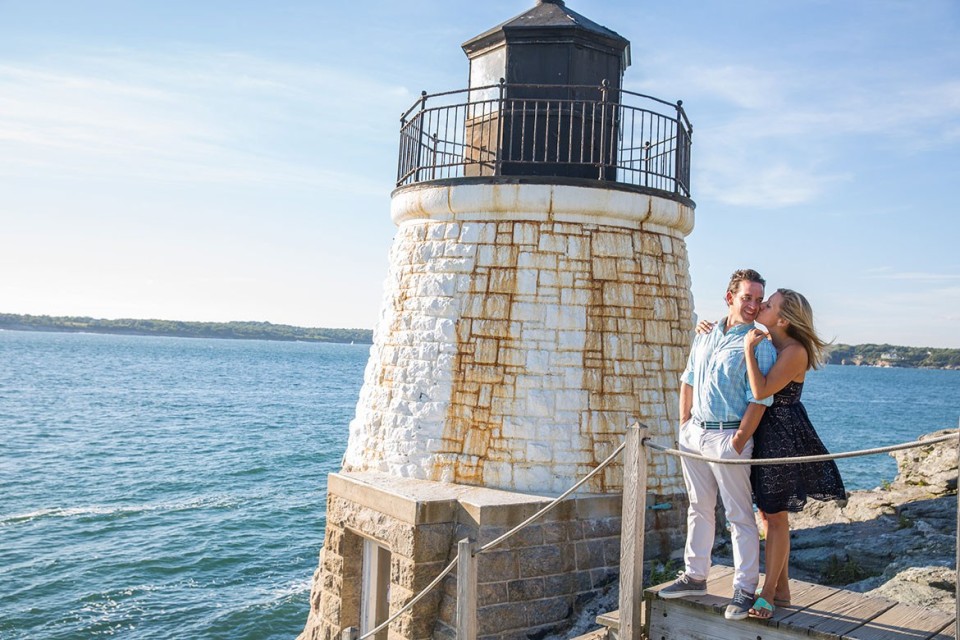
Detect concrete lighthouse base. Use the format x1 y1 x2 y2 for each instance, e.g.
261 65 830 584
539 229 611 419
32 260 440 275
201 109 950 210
297 472 687 640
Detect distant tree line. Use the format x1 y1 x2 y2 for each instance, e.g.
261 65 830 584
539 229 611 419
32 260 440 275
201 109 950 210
3 313 958 367
0 313 373 345
824 343 960 369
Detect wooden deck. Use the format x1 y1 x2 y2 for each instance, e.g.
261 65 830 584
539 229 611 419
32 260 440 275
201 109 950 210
598 565 956 640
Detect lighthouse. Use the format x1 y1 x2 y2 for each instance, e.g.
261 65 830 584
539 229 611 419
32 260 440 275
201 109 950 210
300 2 695 639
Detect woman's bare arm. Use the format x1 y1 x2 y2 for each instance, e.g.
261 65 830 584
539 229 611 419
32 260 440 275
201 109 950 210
744 330 808 399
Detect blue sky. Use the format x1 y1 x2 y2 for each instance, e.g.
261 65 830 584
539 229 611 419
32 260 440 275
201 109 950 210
1 0 957 347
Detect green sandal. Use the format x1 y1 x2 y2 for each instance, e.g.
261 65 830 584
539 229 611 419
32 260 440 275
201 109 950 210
749 597 775 619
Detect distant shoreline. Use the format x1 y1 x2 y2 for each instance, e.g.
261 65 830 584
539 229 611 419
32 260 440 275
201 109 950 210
823 343 959 370
2 313 957 368
0 313 373 345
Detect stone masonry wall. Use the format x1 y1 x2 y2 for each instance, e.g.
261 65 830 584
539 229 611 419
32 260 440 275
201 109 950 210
434 510 622 640
342 183 695 496
298 473 635 640
298 491 455 640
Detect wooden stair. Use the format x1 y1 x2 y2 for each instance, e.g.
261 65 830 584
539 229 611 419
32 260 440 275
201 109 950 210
590 564 956 640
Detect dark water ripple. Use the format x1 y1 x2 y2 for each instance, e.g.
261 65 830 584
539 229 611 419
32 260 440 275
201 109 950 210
1 330 957 638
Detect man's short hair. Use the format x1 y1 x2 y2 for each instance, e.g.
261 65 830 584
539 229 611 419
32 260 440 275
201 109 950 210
726 268 766 295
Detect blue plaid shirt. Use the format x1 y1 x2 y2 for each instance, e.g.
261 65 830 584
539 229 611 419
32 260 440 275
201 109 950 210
680 318 777 423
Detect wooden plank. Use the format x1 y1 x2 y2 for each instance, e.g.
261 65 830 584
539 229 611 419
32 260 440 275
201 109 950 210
645 565 736 621
639 568 956 640
844 602 955 640
456 539 477 640
618 424 647 640
780 590 897 637
929 619 957 640
769 581 838 625
596 608 619 630
648 597 816 640
645 564 735 593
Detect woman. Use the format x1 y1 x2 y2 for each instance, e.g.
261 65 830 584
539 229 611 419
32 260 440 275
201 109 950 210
698 288 846 619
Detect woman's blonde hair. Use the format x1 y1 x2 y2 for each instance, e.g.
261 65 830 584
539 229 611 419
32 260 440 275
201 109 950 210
776 288 830 370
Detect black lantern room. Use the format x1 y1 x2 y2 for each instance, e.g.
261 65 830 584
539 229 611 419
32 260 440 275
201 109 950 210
461 0 631 179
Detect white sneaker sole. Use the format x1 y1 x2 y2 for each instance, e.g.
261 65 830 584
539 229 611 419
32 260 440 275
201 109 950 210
658 588 707 599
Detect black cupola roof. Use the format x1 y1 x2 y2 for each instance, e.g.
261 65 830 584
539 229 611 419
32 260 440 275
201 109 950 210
462 0 631 73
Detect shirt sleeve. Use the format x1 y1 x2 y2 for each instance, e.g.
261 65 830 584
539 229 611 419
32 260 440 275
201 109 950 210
746 339 778 406
680 333 699 386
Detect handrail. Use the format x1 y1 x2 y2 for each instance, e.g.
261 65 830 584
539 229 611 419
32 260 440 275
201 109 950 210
395 80 693 196
399 82 684 124
644 431 958 465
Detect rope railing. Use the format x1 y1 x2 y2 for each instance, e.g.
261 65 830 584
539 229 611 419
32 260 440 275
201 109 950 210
643 431 958 465
347 423 959 640
619 422 960 640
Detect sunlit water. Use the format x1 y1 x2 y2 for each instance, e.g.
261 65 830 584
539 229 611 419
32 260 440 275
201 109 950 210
1 330 957 639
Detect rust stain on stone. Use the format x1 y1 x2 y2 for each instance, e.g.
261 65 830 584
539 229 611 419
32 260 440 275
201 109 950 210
431 220 520 487
579 226 663 492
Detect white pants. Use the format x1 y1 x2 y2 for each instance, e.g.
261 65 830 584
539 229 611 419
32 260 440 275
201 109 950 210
678 419 759 593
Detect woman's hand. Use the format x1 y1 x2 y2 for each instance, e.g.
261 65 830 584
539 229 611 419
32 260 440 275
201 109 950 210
731 430 747 455
695 319 715 335
744 328 767 351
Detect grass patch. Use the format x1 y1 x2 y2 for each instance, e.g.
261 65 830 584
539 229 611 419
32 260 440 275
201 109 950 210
647 559 683 586
820 555 877 585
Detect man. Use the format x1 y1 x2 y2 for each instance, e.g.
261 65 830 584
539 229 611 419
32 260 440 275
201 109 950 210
659 268 777 620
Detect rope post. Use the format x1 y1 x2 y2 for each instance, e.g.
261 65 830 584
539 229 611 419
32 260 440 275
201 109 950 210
953 420 960 636
619 422 648 640
456 538 477 640
341 627 359 640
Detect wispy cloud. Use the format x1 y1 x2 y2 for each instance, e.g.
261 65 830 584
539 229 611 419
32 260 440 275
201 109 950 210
862 268 960 282
0 49 412 192
628 45 960 209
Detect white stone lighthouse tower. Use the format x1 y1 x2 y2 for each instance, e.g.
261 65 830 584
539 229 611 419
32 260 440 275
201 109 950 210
300 2 695 639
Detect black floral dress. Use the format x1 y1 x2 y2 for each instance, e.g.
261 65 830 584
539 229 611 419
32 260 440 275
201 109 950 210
751 380 847 513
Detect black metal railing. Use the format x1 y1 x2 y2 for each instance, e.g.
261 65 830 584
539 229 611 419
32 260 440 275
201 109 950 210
397 80 693 198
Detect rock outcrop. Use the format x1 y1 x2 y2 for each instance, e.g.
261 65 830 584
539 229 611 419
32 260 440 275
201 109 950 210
776 429 958 612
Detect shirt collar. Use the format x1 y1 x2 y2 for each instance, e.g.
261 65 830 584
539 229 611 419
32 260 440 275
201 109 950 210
719 318 755 336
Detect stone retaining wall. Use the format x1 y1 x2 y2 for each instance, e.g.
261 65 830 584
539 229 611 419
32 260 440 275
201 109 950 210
298 472 686 640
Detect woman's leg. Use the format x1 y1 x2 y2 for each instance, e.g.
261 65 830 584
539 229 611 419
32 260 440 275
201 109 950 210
775 523 791 603
753 511 790 617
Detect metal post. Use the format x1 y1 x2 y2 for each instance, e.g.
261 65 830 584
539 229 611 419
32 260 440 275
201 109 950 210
598 80 609 179
456 538 477 640
674 100 684 195
496 78 505 176
413 90 427 182
619 422 648 640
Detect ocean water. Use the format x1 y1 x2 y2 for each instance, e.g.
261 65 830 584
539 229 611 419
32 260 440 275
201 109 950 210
0 331 367 640
1 330 958 639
